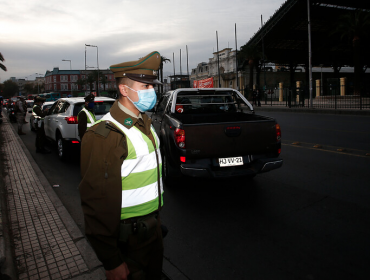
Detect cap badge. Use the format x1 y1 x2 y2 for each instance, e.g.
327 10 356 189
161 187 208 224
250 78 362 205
124 118 133 126
153 70 157 75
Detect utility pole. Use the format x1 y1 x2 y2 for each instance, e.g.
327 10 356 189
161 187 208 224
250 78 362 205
216 31 221 88
307 0 313 108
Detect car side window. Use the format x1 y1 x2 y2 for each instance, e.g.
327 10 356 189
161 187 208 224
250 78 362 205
48 102 59 115
58 102 70 114
52 101 64 114
156 96 169 114
165 97 173 114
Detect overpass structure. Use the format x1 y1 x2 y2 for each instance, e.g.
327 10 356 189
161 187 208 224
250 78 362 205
245 0 370 72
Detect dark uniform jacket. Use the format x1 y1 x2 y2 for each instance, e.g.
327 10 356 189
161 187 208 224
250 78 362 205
33 105 48 118
79 100 157 270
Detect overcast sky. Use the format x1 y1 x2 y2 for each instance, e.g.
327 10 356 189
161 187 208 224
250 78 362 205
0 0 285 82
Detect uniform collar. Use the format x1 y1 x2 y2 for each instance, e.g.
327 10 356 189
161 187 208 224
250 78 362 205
110 100 151 132
117 100 142 120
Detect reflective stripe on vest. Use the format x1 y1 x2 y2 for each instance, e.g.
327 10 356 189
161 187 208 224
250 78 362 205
100 113 163 220
32 105 42 120
78 107 97 128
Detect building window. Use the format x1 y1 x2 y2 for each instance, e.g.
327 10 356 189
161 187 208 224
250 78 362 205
61 84 68 91
53 76 56 83
54 84 57 91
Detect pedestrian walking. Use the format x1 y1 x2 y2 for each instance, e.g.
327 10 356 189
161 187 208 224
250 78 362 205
256 89 261 107
33 96 51 154
77 94 97 140
252 89 257 105
15 96 27 135
79 51 165 280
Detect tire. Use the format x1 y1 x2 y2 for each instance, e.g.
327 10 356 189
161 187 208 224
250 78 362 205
56 134 68 161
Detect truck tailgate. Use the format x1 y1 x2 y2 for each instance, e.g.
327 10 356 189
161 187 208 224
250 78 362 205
184 120 277 158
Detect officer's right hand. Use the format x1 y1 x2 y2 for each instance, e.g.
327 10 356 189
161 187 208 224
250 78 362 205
106 262 130 280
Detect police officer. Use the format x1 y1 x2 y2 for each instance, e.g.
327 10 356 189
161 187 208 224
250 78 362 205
33 96 51 154
79 51 164 280
77 94 97 140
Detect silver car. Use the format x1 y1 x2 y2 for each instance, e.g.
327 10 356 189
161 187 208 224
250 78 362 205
43 97 115 160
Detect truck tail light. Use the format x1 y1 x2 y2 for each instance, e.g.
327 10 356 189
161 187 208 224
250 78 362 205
276 123 281 142
276 124 281 155
175 128 186 148
65 116 78 124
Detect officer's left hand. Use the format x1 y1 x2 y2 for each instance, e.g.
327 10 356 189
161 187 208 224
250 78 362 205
106 262 130 280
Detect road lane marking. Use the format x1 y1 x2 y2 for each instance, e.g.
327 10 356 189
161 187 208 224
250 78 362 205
282 142 370 158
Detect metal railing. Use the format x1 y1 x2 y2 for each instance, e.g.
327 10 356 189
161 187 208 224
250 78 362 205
240 84 370 110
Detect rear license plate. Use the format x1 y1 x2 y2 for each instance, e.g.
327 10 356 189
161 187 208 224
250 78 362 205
219 156 243 167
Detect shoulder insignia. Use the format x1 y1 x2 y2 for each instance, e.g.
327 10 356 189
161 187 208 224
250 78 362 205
124 118 133 126
94 121 111 138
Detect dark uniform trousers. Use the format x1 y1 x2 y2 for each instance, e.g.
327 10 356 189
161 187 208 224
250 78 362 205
118 213 164 280
35 121 46 150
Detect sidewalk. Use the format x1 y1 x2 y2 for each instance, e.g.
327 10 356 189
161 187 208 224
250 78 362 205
0 116 105 279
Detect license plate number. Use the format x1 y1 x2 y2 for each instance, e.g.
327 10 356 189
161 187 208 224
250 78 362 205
219 156 243 167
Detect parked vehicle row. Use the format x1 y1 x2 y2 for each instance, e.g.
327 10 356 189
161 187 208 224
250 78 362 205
9 89 283 183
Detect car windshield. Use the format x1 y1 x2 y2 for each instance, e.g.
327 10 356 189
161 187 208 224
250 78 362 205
73 100 115 116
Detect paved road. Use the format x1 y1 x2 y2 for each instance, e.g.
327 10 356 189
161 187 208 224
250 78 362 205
13 110 370 279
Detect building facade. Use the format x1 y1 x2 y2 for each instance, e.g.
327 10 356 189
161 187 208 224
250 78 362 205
44 68 116 96
191 48 241 89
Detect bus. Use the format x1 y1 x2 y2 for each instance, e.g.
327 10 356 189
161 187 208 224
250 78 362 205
38 92 61 101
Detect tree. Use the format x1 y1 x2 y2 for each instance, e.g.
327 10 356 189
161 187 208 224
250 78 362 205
100 74 108 93
2 80 19 98
0 52 7 72
92 70 103 96
24 83 34 94
86 74 95 94
159 56 171 95
76 78 86 92
238 44 262 98
334 9 370 95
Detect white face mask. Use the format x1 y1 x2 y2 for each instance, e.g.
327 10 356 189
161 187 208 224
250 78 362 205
124 85 157 112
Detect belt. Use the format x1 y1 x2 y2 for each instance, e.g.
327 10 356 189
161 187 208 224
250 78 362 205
121 211 158 224
119 212 159 242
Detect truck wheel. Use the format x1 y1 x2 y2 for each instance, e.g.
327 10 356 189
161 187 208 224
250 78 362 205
56 134 68 161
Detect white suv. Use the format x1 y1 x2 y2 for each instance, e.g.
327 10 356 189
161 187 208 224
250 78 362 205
44 96 115 160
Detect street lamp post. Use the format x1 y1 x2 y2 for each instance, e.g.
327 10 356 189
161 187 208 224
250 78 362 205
62 59 72 70
85 44 99 96
35 73 43 95
320 64 323 96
